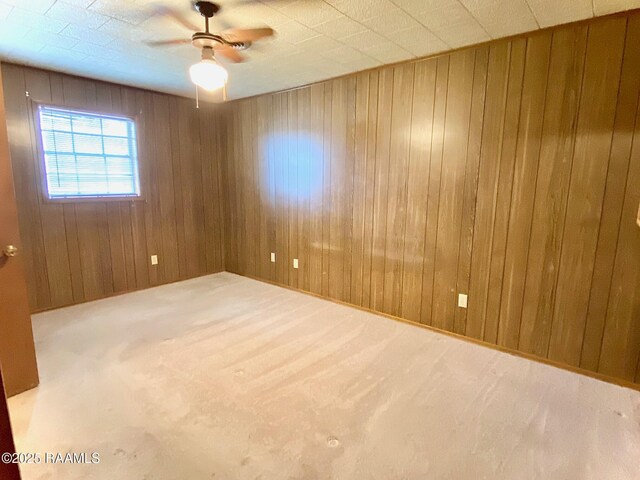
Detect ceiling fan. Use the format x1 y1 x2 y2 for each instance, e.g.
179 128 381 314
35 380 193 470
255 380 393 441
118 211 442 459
148 1 275 94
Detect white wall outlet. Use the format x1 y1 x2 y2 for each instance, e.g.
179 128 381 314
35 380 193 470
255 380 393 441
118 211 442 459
270 252 276 263
151 255 158 265
458 293 468 309
293 258 299 269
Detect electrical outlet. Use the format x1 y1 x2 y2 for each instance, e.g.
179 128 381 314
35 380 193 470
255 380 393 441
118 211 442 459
270 252 276 263
293 258 299 269
458 293 468 308
151 255 158 265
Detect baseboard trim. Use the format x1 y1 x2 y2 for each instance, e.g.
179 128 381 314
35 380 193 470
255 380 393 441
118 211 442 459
29 269 226 314
237 271 640 393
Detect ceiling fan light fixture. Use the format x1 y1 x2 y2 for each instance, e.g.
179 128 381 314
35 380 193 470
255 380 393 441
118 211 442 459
149 1 276 97
189 58 228 92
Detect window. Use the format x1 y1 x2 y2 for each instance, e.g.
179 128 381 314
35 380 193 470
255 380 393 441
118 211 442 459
38 105 140 200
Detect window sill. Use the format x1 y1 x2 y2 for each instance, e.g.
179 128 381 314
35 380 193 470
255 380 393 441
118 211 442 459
40 195 145 204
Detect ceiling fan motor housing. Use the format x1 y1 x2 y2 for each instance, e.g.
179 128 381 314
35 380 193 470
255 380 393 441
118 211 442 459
147 1 273 64
194 1 220 18
191 32 248 50
192 32 220 49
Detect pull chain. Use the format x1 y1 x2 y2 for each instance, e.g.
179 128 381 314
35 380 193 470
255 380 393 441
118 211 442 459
196 85 199 109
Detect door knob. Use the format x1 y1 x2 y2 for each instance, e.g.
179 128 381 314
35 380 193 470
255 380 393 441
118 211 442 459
3 245 18 257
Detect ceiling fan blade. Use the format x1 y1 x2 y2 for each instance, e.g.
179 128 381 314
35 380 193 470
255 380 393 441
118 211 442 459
215 45 245 63
150 5 200 32
213 15 235 31
222 27 274 43
146 38 192 46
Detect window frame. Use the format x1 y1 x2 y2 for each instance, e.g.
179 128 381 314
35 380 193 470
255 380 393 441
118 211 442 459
33 102 144 203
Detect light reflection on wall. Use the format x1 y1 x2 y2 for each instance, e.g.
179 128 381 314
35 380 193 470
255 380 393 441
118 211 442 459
263 132 323 202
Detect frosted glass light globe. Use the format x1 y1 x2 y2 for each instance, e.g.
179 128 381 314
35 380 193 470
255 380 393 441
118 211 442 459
189 59 228 91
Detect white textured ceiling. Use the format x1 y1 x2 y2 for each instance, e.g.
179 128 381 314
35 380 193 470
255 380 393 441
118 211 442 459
0 0 639 100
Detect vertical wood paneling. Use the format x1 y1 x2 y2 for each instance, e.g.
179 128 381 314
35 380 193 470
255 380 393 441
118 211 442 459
235 103 249 276
222 11 640 385
299 87 312 292
139 90 160 287
581 15 640 371
420 57 449 326
518 24 588 357
321 85 332 297
454 46 489 336
466 42 511 340
496 33 551 349
3 64 226 312
255 95 271 281
153 93 180 282
350 73 370 306
177 98 200 278
548 17 627 366
598 74 640 380
211 107 227 271
483 38 527 345
360 72 379 310
382 64 414 317
431 49 475 332
224 101 239 275
279 94 291 285
308 84 324 294
328 77 353 302
369 69 393 311
168 96 187 278
400 60 436 323
288 91 299 288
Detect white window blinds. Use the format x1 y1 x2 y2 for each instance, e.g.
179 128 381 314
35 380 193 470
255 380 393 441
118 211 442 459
38 106 140 199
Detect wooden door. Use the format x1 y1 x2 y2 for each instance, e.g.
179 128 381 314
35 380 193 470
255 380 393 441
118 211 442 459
0 63 39 397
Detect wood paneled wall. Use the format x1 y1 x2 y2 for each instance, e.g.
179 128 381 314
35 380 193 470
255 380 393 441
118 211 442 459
223 11 640 384
1 63 226 312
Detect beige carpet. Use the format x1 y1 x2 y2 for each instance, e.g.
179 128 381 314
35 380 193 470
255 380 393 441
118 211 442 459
8 272 640 479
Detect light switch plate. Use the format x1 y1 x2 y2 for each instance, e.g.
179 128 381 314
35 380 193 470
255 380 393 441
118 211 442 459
151 255 158 265
293 258 299 269
458 293 468 308
270 252 276 263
